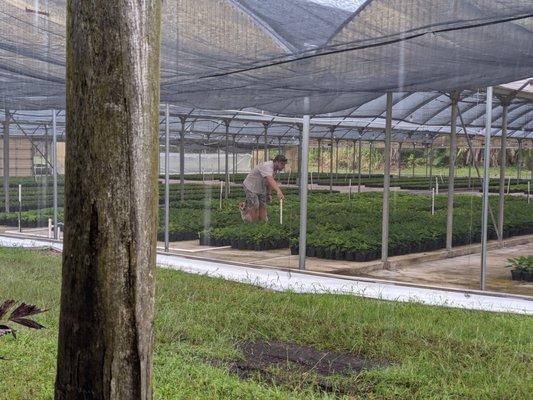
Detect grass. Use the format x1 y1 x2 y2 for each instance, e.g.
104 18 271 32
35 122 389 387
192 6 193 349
0 247 532 399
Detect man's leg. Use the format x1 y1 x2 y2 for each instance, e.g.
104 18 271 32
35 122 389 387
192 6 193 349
241 190 259 222
257 192 268 222
258 205 268 222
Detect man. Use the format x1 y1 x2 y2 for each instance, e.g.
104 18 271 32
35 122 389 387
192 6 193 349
240 154 287 222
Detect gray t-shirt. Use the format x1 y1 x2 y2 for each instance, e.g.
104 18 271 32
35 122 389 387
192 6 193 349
243 161 274 194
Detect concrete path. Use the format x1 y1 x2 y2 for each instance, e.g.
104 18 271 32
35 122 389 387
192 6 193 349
1 234 531 315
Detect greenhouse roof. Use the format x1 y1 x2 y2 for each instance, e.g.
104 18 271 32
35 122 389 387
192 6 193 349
0 0 532 142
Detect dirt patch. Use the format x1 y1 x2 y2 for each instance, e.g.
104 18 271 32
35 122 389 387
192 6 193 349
223 340 388 395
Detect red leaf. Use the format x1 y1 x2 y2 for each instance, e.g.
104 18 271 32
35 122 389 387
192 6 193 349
0 300 16 320
9 318 44 330
9 303 47 319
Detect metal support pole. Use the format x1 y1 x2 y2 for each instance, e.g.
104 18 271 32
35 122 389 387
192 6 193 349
217 144 221 175
233 135 238 177
446 91 460 252
498 100 508 242
429 140 434 191
352 140 356 177
358 136 362 193
180 116 186 202
425 144 429 178
517 139 523 183
368 141 373 177
335 139 339 178
468 149 473 190
329 128 334 193
299 104 310 270
412 143 416 177
164 104 170 252
52 109 58 239
297 129 302 186
198 150 202 176
224 121 230 199
397 142 402 178
317 139 321 177
381 93 393 267
481 87 493 291
3 109 9 212
263 123 268 162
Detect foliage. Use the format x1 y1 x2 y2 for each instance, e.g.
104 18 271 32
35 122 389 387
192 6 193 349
506 256 533 272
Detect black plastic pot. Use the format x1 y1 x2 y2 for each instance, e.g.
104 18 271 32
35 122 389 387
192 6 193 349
510 269 523 281
323 248 334 259
522 270 533 282
345 250 355 261
335 249 345 260
354 252 366 262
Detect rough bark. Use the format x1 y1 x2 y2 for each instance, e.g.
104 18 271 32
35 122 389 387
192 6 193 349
55 1 161 399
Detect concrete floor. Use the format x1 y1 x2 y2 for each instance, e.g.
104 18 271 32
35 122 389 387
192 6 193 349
360 243 533 296
157 236 533 296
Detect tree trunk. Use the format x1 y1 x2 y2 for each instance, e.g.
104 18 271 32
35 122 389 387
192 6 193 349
55 1 161 399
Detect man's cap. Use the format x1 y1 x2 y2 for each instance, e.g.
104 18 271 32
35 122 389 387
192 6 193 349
273 154 288 163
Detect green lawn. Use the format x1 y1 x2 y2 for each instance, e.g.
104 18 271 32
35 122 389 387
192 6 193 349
0 247 532 399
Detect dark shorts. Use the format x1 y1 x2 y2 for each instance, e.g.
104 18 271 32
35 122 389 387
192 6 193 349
245 189 267 209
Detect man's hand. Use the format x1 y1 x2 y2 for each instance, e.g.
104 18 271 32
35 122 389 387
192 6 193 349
276 190 284 201
266 193 272 204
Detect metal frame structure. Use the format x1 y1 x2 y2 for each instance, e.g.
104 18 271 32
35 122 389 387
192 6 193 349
1 90 532 291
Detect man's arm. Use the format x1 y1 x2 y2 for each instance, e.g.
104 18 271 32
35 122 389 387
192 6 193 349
265 176 284 200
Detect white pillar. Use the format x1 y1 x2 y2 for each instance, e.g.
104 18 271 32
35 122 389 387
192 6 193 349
446 91 460 252
298 101 310 270
3 109 9 212
481 87 493 291
224 121 230 199
381 93 393 267
179 116 186 202
498 99 508 242
52 109 58 239
164 105 170 251
263 123 268 162
329 128 334 193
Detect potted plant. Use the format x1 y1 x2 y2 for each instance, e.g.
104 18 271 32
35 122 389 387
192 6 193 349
506 256 533 282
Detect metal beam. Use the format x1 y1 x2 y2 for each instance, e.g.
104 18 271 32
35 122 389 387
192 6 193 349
263 123 268 162
357 134 362 193
329 128 334 193
52 110 58 239
164 105 170 252
298 106 310 270
498 100 508 242
481 87 493 291
446 91 461 252
3 109 9 212
381 93 393 267
180 116 186 202
224 121 230 199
